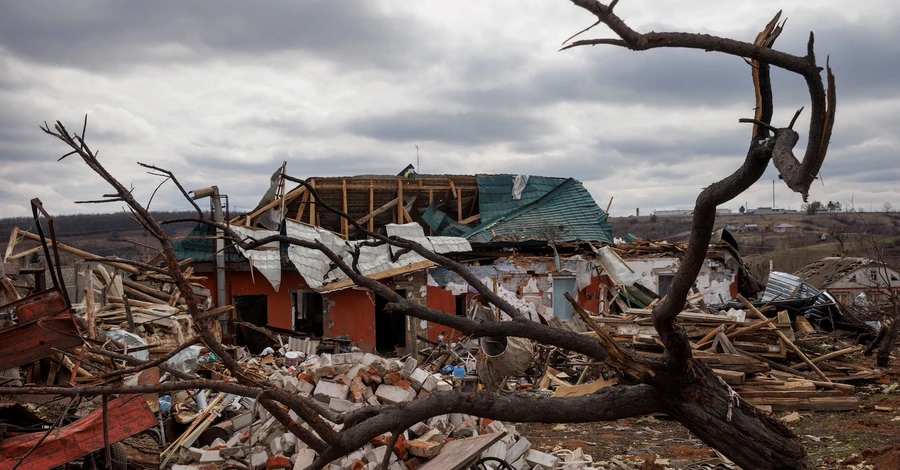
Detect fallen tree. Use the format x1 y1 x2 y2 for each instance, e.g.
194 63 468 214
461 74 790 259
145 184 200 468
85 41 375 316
2 2 835 469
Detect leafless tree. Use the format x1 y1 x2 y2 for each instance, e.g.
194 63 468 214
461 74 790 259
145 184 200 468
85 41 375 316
1 3 836 469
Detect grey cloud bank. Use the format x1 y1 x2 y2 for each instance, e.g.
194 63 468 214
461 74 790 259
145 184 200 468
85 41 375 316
0 1 897 218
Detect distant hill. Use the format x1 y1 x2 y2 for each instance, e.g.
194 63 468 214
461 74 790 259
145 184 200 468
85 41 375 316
612 211 900 277
0 210 202 263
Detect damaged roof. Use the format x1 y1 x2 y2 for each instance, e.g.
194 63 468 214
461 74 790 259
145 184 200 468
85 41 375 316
794 257 880 289
421 175 613 245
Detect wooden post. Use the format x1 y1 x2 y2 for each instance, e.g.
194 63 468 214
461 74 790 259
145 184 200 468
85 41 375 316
102 394 111 470
368 180 375 235
278 162 287 223
397 180 404 224
342 179 349 239
293 189 308 221
309 179 316 226
123 294 135 333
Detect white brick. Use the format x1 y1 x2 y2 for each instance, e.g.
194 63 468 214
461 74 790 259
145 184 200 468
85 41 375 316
374 384 412 404
293 448 317 470
525 449 560 469
314 380 349 402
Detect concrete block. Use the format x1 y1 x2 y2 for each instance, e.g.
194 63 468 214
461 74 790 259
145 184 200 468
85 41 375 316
296 378 315 397
366 445 396 465
314 380 349 402
199 449 225 465
328 397 359 413
435 379 453 392
525 449 560 469
409 422 431 437
408 368 429 390
180 446 204 462
374 384 412 404
451 417 478 439
421 375 438 392
505 437 531 464
220 447 246 459
270 436 284 456
293 448 317 470
428 418 454 439
232 411 255 430
361 352 382 366
401 357 418 377
407 439 443 458
250 446 270 470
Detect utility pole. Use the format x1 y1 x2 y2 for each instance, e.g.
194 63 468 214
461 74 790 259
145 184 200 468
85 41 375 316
772 179 775 208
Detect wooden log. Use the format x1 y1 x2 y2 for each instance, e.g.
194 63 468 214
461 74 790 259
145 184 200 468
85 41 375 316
121 278 170 302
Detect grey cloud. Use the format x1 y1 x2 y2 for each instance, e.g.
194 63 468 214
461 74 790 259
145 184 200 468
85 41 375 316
346 110 550 146
0 0 424 71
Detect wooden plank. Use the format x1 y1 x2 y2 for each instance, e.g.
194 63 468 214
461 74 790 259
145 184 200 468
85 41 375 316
3 226 19 262
356 198 399 225
0 396 156 470
790 345 864 370
712 368 745 385
293 189 309 222
314 260 435 293
743 396 858 412
458 214 481 225
552 377 617 397
417 432 507 470
737 294 831 383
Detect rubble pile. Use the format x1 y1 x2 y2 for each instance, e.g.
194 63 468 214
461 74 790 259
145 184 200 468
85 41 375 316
164 351 597 470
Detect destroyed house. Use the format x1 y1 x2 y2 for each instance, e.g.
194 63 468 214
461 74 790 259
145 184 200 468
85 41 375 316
173 173 615 353
794 257 900 305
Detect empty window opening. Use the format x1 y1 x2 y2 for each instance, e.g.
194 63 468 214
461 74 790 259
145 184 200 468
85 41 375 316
375 289 407 354
234 294 269 354
292 291 324 337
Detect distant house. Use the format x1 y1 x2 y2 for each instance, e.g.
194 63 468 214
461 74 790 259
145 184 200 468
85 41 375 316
794 257 900 305
743 224 759 232
774 223 797 233
724 222 741 232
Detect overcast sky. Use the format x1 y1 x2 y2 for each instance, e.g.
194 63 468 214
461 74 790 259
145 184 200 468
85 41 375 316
1 0 897 219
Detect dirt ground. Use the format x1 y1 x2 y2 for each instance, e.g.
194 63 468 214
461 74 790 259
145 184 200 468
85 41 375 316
516 361 900 470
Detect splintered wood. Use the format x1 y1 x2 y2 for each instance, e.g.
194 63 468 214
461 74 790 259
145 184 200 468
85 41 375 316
559 300 878 412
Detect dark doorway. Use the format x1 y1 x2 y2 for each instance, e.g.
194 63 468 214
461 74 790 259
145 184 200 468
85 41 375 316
234 294 269 354
292 291 324 337
658 275 674 297
375 289 407 354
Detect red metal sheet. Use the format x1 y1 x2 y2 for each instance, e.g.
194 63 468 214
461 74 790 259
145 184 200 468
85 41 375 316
0 395 157 470
0 313 82 370
12 289 68 324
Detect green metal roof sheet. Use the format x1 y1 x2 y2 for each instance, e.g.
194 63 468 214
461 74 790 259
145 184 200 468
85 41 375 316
173 223 246 263
465 177 612 245
476 175 567 222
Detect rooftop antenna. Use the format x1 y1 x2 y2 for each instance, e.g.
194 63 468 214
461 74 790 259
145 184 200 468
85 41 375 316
415 144 420 174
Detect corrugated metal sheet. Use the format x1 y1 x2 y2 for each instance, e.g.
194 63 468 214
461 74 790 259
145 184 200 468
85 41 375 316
285 221 470 290
466 177 613 245
231 226 282 292
477 175 565 222
285 221 333 289
761 271 822 302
